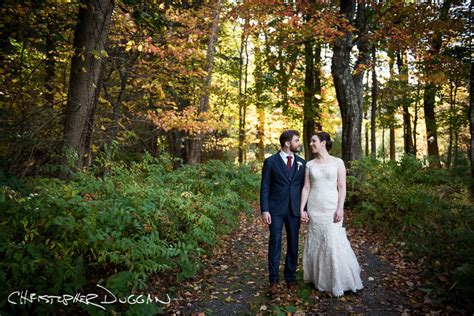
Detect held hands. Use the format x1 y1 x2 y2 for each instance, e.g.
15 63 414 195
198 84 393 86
300 211 309 223
262 212 272 225
333 209 343 223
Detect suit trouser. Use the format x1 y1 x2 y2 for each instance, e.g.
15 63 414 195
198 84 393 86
268 211 300 284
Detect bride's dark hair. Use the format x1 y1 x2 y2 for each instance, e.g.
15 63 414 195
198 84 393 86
315 132 332 151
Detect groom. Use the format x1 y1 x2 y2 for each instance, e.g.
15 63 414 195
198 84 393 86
260 130 306 296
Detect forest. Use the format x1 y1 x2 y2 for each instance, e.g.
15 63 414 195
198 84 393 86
0 0 473 314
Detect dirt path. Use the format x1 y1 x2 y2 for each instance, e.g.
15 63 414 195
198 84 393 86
165 208 464 315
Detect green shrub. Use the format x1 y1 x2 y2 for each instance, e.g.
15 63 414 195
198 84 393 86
348 155 474 309
0 154 259 314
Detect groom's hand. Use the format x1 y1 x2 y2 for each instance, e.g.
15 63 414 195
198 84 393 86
262 212 271 225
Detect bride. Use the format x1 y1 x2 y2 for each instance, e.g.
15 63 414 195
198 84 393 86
300 132 363 297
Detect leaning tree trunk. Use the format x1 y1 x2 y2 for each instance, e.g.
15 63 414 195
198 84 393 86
332 0 369 163
187 0 222 164
63 0 114 170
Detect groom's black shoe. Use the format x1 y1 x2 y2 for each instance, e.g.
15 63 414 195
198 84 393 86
267 283 278 297
287 282 297 294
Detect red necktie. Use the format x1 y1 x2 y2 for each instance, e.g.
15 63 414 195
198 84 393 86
287 156 292 170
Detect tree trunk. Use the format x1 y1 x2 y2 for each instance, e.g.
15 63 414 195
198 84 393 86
303 41 322 160
254 35 266 161
397 50 415 155
238 19 249 164
413 86 420 155
44 30 56 108
365 120 369 157
423 0 452 167
63 0 114 171
402 100 415 155
454 128 459 167
389 126 396 161
453 81 459 166
365 75 369 157
447 127 453 167
388 55 395 161
103 66 127 147
332 0 369 163
423 83 441 167
470 62 474 196
148 123 158 157
167 130 185 166
187 0 222 164
103 50 138 148
447 80 455 167
82 69 103 168
381 125 385 161
257 107 265 161
243 33 249 162
371 45 377 158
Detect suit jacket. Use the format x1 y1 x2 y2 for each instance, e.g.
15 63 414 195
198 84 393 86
260 152 306 217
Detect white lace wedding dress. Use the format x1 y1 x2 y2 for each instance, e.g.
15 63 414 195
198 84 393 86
303 157 363 297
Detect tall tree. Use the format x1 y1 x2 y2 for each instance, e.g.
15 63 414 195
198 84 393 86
238 18 249 164
102 50 139 148
43 16 58 108
397 49 415 155
422 0 452 167
371 45 377 157
303 40 322 160
63 0 114 170
187 0 222 164
388 54 396 161
253 33 266 161
364 75 370 157
412 85 422 155
470 63 474 196
331 0 370 162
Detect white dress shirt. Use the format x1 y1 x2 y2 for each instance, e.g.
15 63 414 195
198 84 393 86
279 151 294 167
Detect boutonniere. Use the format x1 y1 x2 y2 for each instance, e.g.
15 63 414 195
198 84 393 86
297 161 302 171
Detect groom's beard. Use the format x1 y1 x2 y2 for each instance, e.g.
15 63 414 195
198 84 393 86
290 145 301 153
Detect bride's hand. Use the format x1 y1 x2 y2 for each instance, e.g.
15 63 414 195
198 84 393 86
333 209 343 223
300 211 309 223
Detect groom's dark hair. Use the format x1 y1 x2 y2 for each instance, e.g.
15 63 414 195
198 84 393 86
279 130 299 148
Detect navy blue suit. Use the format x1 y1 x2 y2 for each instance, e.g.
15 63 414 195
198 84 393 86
260 152 306 284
